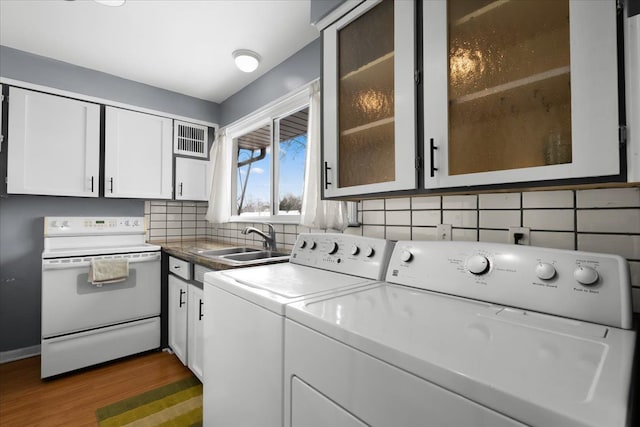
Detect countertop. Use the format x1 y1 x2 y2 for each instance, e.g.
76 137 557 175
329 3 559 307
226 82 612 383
153 239 290 270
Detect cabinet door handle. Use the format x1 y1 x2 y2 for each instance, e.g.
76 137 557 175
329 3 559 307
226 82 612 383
109 177 114 193
179 289 185 307
198 299 203 320
179 182 183 196
429 138 438 177
90 176 94 193
324 162 332 189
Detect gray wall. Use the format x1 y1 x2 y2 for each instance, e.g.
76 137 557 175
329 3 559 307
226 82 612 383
310 0 350 24
220 37 321 126
0 196 143 352
0 45 220 123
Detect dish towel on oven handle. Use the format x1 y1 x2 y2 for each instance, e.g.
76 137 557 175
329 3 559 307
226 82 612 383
88 259 129 286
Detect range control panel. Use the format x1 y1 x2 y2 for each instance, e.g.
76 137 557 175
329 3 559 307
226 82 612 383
387 241 633 329
290 233 394 281
44 217 145 236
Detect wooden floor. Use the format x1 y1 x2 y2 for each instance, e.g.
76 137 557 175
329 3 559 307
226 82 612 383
0 350 192 426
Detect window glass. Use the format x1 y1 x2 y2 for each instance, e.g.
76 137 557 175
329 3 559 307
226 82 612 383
277 108 308 215
236 124 272 216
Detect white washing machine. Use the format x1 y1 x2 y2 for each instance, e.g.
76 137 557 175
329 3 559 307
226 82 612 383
284 241 636 427
202 233 394 427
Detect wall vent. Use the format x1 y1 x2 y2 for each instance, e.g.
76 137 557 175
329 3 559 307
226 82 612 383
174 121 208 158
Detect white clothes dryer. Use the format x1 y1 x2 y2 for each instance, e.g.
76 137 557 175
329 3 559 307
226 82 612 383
284 241 636 427
202 233 394 427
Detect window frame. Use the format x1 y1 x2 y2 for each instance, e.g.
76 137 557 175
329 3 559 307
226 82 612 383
228 86 311 224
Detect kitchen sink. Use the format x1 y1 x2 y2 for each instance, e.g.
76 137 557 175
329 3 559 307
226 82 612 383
190 246 290 266
221 250 290 264
190 247 261 256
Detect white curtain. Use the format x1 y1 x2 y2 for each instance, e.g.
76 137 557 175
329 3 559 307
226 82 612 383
205 129 232 223
300 82 348 231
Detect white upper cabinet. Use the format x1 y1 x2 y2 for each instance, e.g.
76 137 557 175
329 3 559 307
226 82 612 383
175 157 210 201
322 0 417 197
105 107 173 199
7 87 100 197
423 0 620 188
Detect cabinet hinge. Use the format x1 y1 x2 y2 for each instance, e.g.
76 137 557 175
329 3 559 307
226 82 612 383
415 156 422 170
414 70 421 85
617 0 624 13
0 94 4 102
619 125 627 145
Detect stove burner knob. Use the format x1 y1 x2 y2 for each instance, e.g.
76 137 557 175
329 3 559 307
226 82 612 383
535 263 556 280
133 220 140 226
574 265 599 286
50 220 58 228
62 221 70 228
350 245 360 255
400 250 413 263
467 255 490 275
299 240 307 248
364 246 375 258
328 242 339 255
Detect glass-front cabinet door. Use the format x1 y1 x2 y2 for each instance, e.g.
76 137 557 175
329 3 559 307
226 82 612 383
323 0 416 198
424 0 620 188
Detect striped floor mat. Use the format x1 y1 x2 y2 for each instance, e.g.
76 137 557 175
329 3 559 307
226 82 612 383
96 376 202 427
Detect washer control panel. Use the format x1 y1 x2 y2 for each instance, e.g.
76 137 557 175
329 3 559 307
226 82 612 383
44 217 145 236
386 241 633 329
291 233 394 281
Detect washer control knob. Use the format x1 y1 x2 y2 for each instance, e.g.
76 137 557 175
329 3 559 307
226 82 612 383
350 245 360 256
400 250 413 263
467 255 490 275
309 241 317 250
535 263 556 280
574 265 599 286
328 242 339 255
298 240 307 249
364 246 375 258
124 220 130 226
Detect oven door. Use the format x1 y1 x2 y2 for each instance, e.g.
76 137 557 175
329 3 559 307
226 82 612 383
42 251 161 338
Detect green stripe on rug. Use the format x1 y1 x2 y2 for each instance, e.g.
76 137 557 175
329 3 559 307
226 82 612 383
96 376 202 427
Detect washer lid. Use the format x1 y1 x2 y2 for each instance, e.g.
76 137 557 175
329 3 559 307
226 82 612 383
286 283 636 427
207 263 374 314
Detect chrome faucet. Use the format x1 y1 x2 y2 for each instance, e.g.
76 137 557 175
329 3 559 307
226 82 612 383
242 223 277 251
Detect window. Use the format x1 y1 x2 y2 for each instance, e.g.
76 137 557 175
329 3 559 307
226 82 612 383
230 90 310 222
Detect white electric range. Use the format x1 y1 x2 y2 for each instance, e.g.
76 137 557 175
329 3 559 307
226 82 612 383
202 233 394 427
41 216 161 378
284 241 636 427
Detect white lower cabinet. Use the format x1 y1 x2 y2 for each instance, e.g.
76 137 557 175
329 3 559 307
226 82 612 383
168 257 208 382
187 284 204 382
7 87 100 197
168 274 189 365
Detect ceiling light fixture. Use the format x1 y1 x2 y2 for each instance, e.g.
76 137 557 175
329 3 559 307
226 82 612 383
94 0 126 6
233 50 261 73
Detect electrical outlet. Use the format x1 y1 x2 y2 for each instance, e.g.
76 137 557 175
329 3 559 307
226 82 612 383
508 226 530 245
436 224 452 241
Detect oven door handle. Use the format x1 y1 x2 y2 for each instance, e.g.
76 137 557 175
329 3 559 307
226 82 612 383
42 253 161 270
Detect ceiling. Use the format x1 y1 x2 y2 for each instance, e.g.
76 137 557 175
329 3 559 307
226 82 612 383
0 0 319 104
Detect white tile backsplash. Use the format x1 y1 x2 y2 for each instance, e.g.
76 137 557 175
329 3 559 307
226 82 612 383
522 190 574 208
530 231 575 250
577 234 640 259
363 211 385 225
443 195 477 209
362 225 385 238
385 226 411 240
412 210 440 227
453 228 479 241
443 210 477 228
412 196 441 210
523 209 574 231
362 199 385 210
577 210 640 233
479 210 520 229
478 229 507 243
386 210 411 226
577 188 640 208
385 198 411 210
412 227 438 241
478 192 521 209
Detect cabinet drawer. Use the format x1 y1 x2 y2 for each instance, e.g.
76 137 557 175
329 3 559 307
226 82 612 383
169 256 191 280
194 264 215 283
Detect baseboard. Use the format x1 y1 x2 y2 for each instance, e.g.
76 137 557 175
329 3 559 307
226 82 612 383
0 344 41 363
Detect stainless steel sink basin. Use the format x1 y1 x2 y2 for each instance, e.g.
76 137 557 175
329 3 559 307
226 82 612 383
190 247 261 256
190 246 289 266
221 250 290 264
